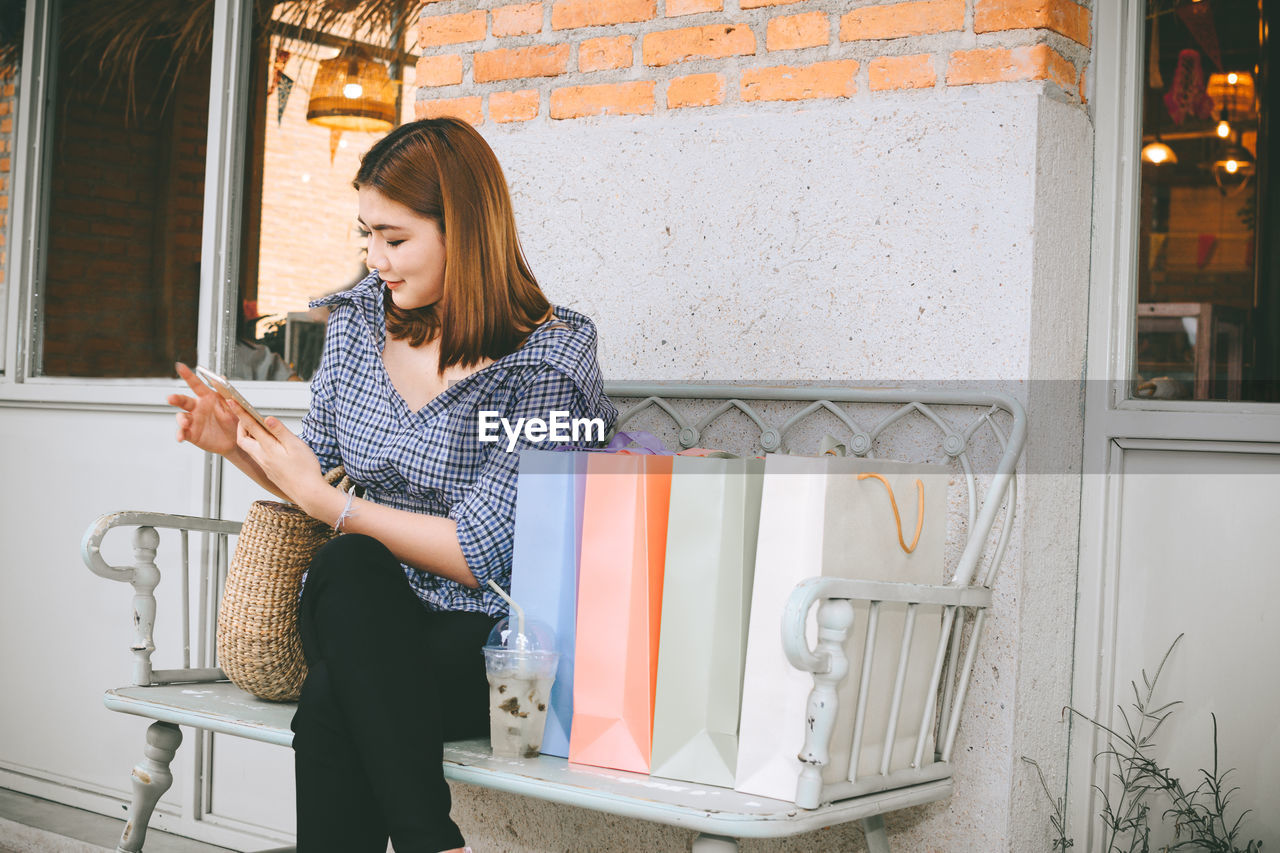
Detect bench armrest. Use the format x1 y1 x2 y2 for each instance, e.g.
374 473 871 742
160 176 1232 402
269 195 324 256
83 511 243 686
781 576 992 809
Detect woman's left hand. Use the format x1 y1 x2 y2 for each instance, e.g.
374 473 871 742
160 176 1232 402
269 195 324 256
231 403 327 510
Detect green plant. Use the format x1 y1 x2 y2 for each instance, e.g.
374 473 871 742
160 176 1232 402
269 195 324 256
1026 635 1263 853
1022 756 1073 851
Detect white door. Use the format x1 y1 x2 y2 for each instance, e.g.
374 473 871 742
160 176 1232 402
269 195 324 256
1071 3 1280 851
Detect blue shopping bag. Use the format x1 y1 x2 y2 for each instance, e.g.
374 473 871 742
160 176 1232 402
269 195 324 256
509 449 588 758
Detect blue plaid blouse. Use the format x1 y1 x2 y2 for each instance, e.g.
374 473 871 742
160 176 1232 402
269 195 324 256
301 273 617 618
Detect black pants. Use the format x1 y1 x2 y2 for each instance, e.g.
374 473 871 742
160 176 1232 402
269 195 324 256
292 534 497 853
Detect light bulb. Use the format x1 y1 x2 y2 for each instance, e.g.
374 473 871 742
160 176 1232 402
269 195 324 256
343 82 364 99
1225 159 1239 174
1141 141 1176 164
1217 120 1231 138
1227 72 1239 85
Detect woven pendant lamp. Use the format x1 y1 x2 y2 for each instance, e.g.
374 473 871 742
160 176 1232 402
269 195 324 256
306 44 396 132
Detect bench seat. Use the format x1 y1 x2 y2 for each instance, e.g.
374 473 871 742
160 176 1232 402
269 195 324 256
105 683 951 841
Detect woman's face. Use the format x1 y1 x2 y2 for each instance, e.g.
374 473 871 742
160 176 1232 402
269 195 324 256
357 186 446 311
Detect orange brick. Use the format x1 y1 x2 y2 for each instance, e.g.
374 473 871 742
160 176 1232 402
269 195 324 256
550 81 656 118
766 12 830 51
415 54 463 87
667 72 725 108
579 36 634 71
491 89 541 122
415 96 484 125
1078 66 1087 103
974 0 1091 47
840 0 964 40
474 44 571 83
552 0 656 30
493 3 544 37
741 0 804 7
946 44 1076 89
741 59 858 101
667 0 722 15
418 11 487 48
643 24 755 66
868 53 936 89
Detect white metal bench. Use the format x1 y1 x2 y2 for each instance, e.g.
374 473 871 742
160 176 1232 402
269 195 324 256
82 384 1025 853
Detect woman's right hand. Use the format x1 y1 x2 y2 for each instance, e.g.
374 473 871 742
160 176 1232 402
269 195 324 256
168 363 240 456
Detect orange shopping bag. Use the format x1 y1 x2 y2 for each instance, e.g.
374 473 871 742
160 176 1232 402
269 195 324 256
568 451 673 773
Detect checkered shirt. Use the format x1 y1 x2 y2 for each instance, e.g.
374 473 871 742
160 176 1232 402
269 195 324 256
301 273 617 618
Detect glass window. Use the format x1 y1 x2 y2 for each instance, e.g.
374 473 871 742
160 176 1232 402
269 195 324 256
32 0 212 377
1134 0 1276 402
1 41 18 376
231 12 416 382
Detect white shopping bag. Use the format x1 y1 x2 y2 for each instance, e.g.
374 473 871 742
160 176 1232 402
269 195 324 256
734 453 947 801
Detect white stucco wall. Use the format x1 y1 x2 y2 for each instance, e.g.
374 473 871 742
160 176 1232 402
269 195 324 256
435 86 1095 851
494 89 1041 384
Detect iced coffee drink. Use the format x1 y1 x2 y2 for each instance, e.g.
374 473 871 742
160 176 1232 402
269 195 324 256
484 647 558 758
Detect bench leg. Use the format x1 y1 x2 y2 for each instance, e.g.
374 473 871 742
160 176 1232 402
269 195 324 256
117 721 182 853
691 833 739 852
862 814 891 853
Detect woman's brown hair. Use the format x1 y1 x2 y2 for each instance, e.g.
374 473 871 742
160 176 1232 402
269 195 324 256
354 117 552 371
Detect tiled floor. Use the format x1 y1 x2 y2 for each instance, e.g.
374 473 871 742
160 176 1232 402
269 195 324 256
0 788 236 853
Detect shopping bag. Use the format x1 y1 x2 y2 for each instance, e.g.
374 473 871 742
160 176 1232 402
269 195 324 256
568 452 674 773
734 453 947 800
650 454 764 787
509 449 589 758
824 460 947 781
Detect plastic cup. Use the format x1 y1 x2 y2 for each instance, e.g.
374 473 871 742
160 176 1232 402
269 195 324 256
483 647 559 758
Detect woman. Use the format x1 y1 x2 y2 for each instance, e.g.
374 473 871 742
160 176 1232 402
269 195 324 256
168 117 616 853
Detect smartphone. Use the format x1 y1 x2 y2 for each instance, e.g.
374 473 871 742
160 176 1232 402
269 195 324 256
194 366 271 430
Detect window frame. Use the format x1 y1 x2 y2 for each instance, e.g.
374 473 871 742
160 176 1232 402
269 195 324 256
1084 1 1280 428
0 0 312 415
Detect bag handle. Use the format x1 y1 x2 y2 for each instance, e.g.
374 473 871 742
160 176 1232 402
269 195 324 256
857 472 925 554
675 447 736 458
605 430 671 455
323 465 358 495
819 434 847 456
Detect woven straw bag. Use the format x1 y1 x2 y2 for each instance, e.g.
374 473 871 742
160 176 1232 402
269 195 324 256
216 467 353 702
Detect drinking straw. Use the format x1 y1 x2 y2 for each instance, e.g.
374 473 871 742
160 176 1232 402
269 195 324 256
487 580 527 649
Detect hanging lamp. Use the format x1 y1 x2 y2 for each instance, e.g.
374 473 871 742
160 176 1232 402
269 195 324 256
306 44 396 132
1141 140 1178 165
1212 141 1255 194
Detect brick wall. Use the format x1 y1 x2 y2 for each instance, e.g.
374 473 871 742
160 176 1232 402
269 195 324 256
40 50 208 377
412 0 1092 124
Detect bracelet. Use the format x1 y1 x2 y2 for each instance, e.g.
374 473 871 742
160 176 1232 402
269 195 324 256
334 490 358 533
